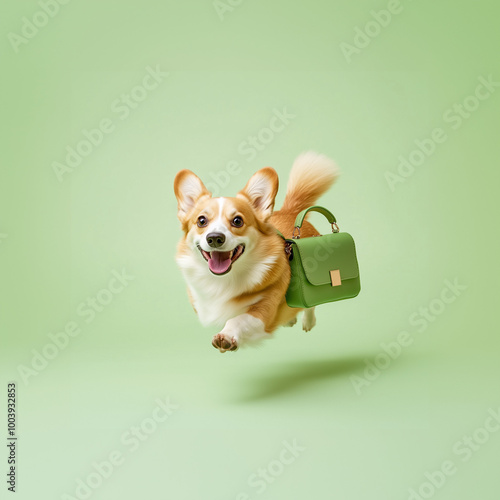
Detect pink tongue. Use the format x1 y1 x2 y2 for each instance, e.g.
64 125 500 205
208 251 232 274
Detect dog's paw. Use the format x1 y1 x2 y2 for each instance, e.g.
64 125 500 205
212 333 238 353
302 309 316 332
284 317 297 327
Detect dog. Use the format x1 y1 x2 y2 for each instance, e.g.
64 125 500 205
174 151 339 352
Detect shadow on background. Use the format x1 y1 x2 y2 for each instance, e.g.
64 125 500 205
232 355 374 403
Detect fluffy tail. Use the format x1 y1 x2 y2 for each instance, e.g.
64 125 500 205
281 151 339 214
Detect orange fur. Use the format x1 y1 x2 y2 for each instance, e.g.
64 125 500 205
174 152 339 351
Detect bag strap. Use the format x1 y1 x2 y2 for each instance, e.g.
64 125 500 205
292 205 339 239
294 205 337 227
275 229 294 260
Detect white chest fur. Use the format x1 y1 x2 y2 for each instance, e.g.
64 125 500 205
189 285 251 327
176 251 275 328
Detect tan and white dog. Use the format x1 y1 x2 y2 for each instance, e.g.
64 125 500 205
174 152 339 352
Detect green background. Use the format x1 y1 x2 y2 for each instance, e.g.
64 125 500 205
1 1 499 499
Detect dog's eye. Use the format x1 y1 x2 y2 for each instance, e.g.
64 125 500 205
231 216 244 228
197 216 208 228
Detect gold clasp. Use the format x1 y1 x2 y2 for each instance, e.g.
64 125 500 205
330 269 341 286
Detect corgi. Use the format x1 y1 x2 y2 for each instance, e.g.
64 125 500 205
173 151 339 352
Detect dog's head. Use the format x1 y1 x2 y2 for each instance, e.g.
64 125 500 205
174 167 279 276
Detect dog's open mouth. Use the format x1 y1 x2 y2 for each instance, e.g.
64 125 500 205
197 244 245 275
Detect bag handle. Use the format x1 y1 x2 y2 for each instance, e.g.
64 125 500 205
292 205 339 239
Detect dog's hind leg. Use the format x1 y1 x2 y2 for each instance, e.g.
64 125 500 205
302 307 316 332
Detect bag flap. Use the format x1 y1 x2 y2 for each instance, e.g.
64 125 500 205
291 232 359 285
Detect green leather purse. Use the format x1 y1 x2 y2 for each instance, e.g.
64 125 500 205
281 206 361 308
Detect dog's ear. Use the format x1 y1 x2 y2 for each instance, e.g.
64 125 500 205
174 170 211 221
237 167 279 221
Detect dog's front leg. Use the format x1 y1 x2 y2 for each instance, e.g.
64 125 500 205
212 314 267 353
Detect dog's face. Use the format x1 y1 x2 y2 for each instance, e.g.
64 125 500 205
174 167 278 276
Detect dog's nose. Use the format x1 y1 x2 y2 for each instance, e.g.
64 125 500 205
206 232 226 248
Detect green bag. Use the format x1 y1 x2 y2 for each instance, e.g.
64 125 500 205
281 206 361 308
